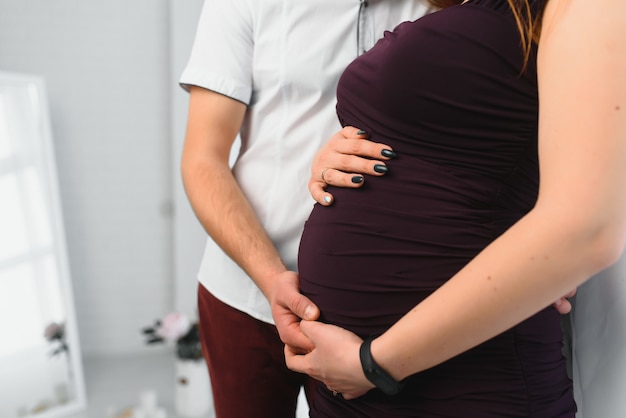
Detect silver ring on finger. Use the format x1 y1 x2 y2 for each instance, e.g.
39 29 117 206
321 168 329 183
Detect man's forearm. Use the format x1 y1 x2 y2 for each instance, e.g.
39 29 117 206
181 86 288 299
182 157 287 298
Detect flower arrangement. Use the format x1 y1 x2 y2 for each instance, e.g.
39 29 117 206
44 322 69 356
142 312 203 361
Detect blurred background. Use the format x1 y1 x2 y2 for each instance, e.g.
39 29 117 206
0 1 219 416
0 0 205 357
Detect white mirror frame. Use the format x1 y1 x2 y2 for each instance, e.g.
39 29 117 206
0 71 86 418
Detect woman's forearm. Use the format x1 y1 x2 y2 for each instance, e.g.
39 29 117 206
374 205 623 381
374 0 626 382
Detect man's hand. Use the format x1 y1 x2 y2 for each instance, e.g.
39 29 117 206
270 271 320 354
309 126 396 206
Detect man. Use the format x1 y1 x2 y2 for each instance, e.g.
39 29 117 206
179 1 430 417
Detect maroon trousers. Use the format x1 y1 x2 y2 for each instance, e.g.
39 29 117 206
197 284 316 418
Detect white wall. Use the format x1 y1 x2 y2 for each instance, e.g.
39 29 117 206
0 0 177 356
168 0 207 319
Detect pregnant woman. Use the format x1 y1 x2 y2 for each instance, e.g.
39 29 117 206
291 0 626 416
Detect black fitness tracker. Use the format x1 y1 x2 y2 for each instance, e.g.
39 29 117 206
359 336 404 396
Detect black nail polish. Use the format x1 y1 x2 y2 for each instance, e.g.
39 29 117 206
351 175 364 184
357 129 368 136
374 164 388 173
381 149 397 158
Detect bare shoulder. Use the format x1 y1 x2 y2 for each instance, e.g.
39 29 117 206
541 0 626 38
538 0 626 74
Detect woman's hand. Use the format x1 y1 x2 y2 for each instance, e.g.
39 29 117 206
552 288 577 314
285 320 375 400
310 126 397 206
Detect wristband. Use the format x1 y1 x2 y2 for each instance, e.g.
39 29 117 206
359 336 404 396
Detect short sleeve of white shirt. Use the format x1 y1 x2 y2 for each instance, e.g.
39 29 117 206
180 0 254 104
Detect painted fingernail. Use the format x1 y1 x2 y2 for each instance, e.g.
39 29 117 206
374 164 388 173
351 176 364 184
357 129 368 135
323 195 332 204
381 149 397 158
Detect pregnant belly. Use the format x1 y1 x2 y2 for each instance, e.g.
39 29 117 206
297 162 499 338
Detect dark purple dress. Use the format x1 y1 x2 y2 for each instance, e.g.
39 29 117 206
298 0 576 416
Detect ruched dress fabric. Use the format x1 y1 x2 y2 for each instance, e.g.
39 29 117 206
297 1 577 417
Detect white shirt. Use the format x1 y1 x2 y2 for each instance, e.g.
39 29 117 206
180 0 429 324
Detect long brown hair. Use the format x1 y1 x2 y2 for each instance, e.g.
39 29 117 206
427 0 547 68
